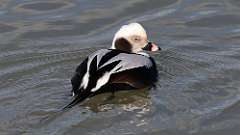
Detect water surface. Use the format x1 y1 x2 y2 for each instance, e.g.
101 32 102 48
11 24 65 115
0 0 240 135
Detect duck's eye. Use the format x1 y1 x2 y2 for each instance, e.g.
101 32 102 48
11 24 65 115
133 37 141 42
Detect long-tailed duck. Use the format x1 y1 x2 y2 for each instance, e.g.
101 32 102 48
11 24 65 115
64 23 160 109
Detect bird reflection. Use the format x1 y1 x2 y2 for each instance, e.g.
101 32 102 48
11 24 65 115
80 88 151 113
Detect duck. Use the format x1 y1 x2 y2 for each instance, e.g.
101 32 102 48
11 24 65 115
64 23 161 109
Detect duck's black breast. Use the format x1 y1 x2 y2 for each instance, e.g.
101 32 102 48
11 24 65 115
71 49 158 95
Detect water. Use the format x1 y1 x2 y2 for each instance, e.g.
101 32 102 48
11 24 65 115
0 0 240 135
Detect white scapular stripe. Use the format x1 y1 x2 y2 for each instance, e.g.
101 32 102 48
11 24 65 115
82 49 153 92
80 72 89 89
91 61 123 92
99 53 152 73
80 49 111 90
91 72 111 92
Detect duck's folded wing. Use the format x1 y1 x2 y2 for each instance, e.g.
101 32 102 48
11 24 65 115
109 65 158 89
100 53 158 89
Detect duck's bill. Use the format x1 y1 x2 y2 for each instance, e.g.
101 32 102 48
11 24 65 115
142 42 161 52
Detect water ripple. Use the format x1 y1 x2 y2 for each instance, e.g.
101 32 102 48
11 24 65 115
1 0 240 134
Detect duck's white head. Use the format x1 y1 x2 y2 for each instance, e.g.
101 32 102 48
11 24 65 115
111 23 160 53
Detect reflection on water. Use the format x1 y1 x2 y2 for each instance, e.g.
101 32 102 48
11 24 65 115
186 15 240 28
19 2 68 11
0 23 17 33
81 89 150 112
0 0 240 135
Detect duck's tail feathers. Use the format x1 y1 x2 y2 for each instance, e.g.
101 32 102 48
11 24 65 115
62 90 91 110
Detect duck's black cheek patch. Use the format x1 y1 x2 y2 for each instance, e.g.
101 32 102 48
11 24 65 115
114 38 132 52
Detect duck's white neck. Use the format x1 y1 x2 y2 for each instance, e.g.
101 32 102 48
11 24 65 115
137 52 150 57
